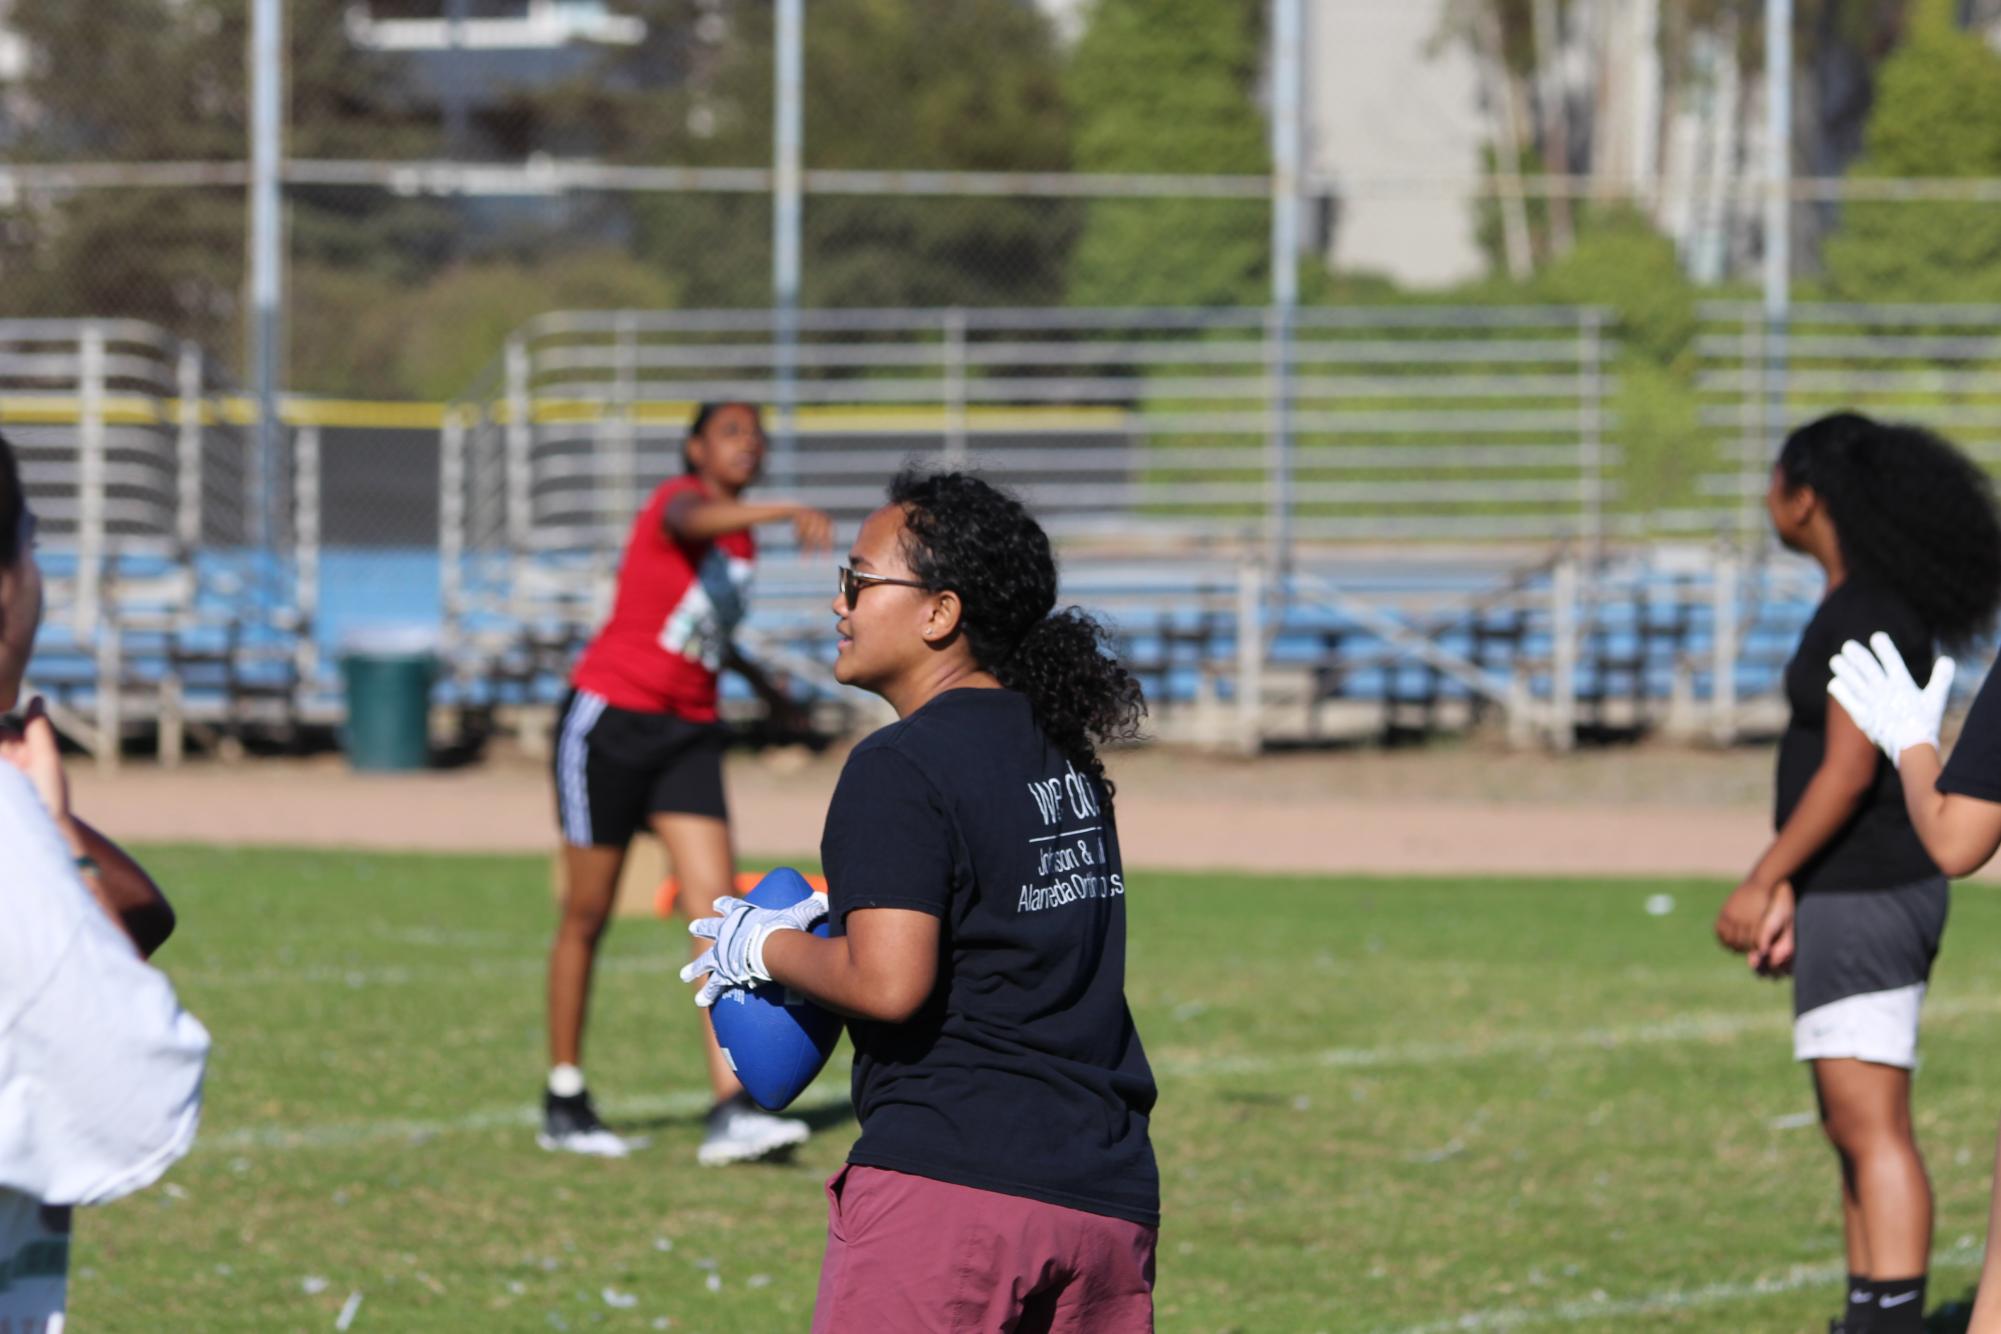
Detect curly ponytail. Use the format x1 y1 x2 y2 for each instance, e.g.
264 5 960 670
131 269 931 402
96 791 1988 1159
888 468 1146 798
1779 412 2001 649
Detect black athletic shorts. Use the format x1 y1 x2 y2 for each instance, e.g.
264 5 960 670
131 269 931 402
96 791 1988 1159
552 688 729 848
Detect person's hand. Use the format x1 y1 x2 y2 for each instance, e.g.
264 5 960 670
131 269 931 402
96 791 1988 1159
790 506 833 554
1828 632 1954 769
0 696 72 828
1715 878 1776 954
679 893 829 1008
1749 880 1796 978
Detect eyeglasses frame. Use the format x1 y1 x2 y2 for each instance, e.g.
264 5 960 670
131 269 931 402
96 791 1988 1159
839 565 930 610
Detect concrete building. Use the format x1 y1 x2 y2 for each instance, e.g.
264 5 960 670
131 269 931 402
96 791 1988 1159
1305 0 1489 288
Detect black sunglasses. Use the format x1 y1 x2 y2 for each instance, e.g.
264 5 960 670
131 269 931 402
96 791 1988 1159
839 565 928 610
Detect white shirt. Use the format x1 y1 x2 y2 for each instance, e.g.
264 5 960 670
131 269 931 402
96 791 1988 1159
0 767 210 1329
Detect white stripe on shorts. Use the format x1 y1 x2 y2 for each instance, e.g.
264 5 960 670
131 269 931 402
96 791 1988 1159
1794 982 1926 1069
557 690 609 847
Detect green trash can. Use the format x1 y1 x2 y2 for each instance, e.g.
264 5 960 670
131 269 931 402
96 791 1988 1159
339 628 437 772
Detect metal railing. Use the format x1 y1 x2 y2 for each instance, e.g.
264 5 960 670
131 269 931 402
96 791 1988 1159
0 319 302 762
29 300 2001 757
1698 301 2001 539
437 304 1621 696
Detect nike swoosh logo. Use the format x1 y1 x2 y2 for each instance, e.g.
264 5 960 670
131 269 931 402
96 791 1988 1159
1880 1291 1919 1308
1850 1290 1872 1303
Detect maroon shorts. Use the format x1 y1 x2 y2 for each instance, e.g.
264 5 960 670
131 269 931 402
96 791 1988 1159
811 1165 1157 1334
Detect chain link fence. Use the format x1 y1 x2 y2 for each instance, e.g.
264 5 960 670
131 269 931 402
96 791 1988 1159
17 3 2001 755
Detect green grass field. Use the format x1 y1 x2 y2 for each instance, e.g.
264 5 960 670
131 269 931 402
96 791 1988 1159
65 848 2001 1332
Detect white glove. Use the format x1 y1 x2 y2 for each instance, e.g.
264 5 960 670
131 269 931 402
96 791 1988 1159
679 894 828 1008
1827 631 1955 769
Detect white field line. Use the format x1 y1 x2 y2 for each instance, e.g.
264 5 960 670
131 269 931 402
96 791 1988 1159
174 952 681 991
202 1084 852 1154
1153 992 2001 1079
1374 1240 1985 1333
198 993 2001 1157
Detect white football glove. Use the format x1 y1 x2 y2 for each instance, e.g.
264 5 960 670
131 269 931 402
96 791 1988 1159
679 893 828 1008
1827 631 1955 769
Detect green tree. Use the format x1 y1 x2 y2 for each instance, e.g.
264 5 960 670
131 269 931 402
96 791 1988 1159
566 0 1077 308
290 249 678 400
1064 0 1268 307
3 0 454 381
1823 0 2001 300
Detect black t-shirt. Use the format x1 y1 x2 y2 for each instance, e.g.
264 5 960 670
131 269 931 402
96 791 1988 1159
1776 578 1939 893
819 688 1160 1228
1940 661 2001 802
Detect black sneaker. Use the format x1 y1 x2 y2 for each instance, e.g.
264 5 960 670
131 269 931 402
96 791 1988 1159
537 1088 637 1158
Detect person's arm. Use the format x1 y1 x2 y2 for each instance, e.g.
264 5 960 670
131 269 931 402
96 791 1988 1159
723 643 808 730
1826 633 2001 876
663 490 832 552
1886 742 2001 876
0 700 170 955
1717 700 1879 952
69 816 174 958
0 738 209 1208
761 907 940 1024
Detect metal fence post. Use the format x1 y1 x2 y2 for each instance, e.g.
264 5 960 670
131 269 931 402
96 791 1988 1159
1549 556 1578 751
943 308 968 466
176 341 204 552
609 312 638 537
1743 309 1764 550
1711 546 1740 745
439 408 467 671
77 325 106 639
1236 557 1264 756
1265 304 1294 583
294 423 320 688
771 0 804 493
94 618 121 773
1578 309 1603 558
504 336 533 612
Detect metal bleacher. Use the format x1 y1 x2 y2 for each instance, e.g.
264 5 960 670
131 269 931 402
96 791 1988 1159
429 303 1879 753
3 320 305 764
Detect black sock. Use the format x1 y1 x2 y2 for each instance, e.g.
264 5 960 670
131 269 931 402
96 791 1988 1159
1845 1273 1876 1328
1872 1274 1926 1333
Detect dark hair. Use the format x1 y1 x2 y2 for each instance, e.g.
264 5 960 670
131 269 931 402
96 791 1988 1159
1778 411 2001 649
684 401 763 474
887 468 1145 798
0 431 19 566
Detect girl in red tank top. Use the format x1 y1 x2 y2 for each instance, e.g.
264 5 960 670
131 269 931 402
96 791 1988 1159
541 402 834 1165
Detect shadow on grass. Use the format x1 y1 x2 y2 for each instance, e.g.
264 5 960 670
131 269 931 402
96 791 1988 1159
614 1097 857 1138
1927 1291 1976 1332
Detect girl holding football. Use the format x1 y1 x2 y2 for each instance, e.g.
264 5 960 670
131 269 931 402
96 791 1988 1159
682 469 1158 1332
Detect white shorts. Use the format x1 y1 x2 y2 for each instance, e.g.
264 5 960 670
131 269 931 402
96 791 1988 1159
1793 981 1926 1069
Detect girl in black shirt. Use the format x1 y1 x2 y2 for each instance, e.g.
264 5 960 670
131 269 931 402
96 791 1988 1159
681 470 1156 1332
1827 541 2001 1332
1714 412 2001 1333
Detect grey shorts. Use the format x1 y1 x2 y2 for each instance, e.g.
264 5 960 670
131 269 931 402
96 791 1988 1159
1792 876 1948 1069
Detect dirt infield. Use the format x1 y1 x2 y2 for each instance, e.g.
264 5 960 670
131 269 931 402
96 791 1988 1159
66 739 1839 880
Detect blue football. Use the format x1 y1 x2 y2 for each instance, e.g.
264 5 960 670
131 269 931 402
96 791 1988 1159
709 867 841 1112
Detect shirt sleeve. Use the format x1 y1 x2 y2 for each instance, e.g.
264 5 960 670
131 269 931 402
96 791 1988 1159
820 744 957 924
1941 661 2001 802
0 771 210 1207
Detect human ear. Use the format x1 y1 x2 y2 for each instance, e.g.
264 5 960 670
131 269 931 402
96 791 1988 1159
925 590 963 643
